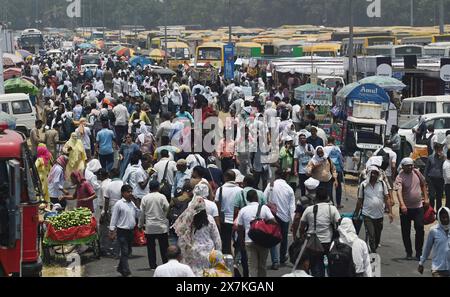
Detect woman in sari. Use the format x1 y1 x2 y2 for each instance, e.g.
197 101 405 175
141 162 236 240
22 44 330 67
61 171 96 212
203 250 233 277
136 122 155 156
63 133 87 180
173 196 222 276
119 133 140 178
35 144 53 203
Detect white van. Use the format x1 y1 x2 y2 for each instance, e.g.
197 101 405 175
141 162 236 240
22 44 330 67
398 96 450 126
0 93 37 136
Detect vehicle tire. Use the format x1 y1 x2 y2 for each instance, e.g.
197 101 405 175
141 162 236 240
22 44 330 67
16 126 29 137
0 264 5 277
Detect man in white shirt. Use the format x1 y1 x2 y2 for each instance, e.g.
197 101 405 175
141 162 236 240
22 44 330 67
139 181 170 270
155 113 173 144
153 150 177 186
112 76 122 96
291 104 302 131
133 155 153 207
215 170 242 255
153 245 195 277
237 190 276 277
169 88 182 112
123 155 141 190
94 76 105 93
112 100 130 144
264 169 296 270
354 166 393 254
109 185 141 277
299 187 341 277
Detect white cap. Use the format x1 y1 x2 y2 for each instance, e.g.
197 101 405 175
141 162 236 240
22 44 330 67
304 178 320 190
401 158 414 166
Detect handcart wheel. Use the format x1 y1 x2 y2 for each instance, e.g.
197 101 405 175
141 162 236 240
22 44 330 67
93 238 101 259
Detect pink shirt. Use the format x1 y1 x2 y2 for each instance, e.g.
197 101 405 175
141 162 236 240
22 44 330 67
394 169 425 209
76 181 96 212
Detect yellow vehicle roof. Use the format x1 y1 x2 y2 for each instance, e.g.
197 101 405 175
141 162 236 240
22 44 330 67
198 42 225 48
236 42 262 48
167 41 190 48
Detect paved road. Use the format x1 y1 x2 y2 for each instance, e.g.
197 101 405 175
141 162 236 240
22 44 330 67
80 176 435 277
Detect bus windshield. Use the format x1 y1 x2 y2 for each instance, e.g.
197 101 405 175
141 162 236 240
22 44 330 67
21 35 43 46
198 47 222 60
168 48 190 59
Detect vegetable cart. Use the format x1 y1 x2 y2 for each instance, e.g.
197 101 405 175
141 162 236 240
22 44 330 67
41 208 100 264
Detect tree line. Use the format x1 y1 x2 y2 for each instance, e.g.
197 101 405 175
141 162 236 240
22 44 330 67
1 0 448 30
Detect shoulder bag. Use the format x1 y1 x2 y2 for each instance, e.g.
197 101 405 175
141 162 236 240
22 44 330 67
248 204 282 249
305 204 325 255
160 161 172 202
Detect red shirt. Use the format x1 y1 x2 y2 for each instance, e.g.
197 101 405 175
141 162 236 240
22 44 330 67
76 181 96 212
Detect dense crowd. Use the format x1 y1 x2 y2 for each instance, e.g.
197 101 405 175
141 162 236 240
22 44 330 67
23 40 450 278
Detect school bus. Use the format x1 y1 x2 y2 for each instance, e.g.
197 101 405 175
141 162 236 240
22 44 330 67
273 40 305 57
401 34 450 46
302 43 341 57
340 36 398 56
235 42 262 58
167 41 191 70
196 42 225 68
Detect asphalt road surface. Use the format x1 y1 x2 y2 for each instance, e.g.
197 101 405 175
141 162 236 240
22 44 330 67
79 176 436 278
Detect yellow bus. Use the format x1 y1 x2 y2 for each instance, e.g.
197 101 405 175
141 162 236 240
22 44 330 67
196 42 225 68
167 41 191 70
401 34 450 46
302 43 341 57
273 40 305 57
235 42 262 58
341 36 397 56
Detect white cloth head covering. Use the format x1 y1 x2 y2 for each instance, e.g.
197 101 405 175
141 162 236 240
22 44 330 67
437 207 450 231
86 159 102 173
366 156 383 169
401 157 414 166
231 169 245 183
338 218 359 247
311 146 328 165
193 182 210 199
304 178 320 190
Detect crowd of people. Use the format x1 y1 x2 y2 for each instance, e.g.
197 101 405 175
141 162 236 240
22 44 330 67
22 40 449 278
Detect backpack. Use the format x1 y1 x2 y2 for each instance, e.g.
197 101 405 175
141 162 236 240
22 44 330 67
376 148 390 171
328 240 357 277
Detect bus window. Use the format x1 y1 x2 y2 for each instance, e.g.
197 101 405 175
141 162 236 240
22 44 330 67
198 48 222 60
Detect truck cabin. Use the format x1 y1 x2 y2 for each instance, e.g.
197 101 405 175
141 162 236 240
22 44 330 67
0 126 42 276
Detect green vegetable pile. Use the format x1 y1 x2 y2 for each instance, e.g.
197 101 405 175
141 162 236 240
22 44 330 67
46 208 92 230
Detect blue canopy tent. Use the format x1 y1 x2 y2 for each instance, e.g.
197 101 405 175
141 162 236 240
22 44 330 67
336 83 390 118
78 43 95 50
129 56 154 68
